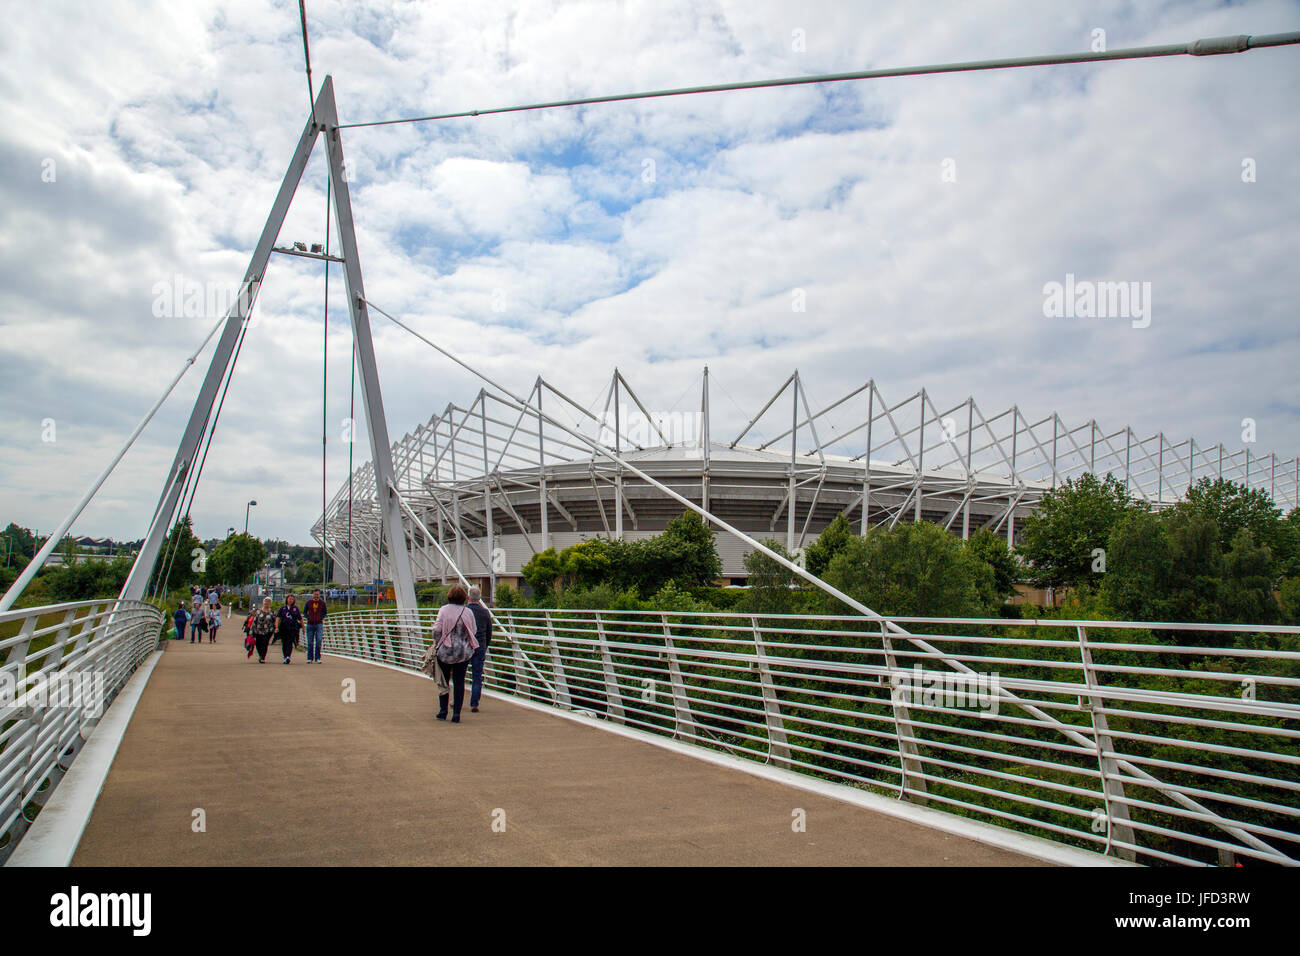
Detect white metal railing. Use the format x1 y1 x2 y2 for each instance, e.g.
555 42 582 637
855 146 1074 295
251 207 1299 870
0 599 163 863
323 606 1300 867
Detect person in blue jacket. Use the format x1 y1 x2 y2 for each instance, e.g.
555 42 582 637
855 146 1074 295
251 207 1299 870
173 602 190 641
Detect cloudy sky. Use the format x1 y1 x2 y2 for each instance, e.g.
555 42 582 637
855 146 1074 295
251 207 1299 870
1 0 1297 545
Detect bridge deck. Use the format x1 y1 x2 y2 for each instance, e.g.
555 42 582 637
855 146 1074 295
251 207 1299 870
73 624 1041 866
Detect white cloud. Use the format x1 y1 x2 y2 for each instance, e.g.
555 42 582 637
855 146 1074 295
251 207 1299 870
0 0 1297 547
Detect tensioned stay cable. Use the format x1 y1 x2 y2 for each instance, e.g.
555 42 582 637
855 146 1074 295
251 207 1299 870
152 304 256 599
337 31 1300 129
322 172 331 588
151 346 232 599
0 312 230 610
347 341 356 594
298 0 317 128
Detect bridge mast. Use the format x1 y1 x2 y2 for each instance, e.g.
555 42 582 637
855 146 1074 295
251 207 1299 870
122 76 417 614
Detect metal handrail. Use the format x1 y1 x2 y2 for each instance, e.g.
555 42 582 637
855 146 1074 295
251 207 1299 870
0 599 163 863
324 605 1300 867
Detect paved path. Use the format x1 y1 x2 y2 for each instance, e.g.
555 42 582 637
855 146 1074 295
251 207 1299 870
73 613 1042 866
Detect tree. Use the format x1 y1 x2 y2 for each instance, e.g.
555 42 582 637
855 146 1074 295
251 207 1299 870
1162 512 1224 624
656 512 722 587
1102 509 1173 621
150 516 203 594
2 523 37 561
1280 509 1300 579
822 521 995 618
1219 530 1277 625
964 528 1020 603
207 533 265 587
43 555 133 602
1279 577 1300 625
521 547 564 594
562 539 614 590
739 539 798 615
1174 478 1285 564
294 561 322 585
1018 473 1135 588
805 514 853 578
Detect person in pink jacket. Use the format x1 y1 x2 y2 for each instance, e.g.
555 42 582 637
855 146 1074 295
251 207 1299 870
431 585 478 723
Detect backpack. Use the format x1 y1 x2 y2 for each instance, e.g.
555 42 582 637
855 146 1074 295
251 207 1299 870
435 609 475 664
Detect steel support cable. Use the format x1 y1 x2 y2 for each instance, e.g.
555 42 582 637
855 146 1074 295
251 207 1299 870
0 312 229 611
322 169 331 587
298 0 318 128
151 318 253 599
365 297 1291 862
152 308 255 599
338 32 1300 129
150 390 216 601
347 341 356 594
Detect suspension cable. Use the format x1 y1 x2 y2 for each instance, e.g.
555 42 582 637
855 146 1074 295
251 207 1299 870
298 0 318 127
152 308 255 599
322 170 331 588
337 32 1300 129
0 313 229 610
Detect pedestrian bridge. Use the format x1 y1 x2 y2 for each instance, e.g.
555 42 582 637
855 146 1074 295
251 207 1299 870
1 600 1297 866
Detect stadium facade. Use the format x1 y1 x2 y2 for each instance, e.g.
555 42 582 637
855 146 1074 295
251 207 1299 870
313 369 1298 595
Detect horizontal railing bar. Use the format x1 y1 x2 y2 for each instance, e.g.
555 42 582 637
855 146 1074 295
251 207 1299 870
325 606 1300 869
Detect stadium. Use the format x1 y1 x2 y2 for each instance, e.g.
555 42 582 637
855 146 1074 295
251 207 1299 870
313 368 1298 595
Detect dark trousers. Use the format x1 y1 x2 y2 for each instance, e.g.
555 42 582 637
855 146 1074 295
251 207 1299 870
438 660 469 716
469 638 490 706
255 633 272 661
281 631 298 660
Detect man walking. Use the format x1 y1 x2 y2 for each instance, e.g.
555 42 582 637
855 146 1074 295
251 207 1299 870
466 586 493 713
304 589 327 663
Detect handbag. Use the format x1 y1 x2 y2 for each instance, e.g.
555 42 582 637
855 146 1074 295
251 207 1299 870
436 609 476 665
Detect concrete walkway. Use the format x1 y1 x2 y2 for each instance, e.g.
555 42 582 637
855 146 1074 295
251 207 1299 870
73 618 1042 866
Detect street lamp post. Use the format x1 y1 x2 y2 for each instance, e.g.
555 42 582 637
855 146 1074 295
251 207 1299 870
244 500 257 535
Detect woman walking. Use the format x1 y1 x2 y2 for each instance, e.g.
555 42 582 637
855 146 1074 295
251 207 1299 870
424 585 478 723
207 603 222 643
276 593 303 664
250 597 276 663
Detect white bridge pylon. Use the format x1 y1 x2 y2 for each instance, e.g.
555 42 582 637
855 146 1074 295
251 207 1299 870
120 76 418 611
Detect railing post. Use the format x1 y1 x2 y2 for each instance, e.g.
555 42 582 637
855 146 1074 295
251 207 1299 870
44 609 78 671
595 615 624 723
2 615 38 688
659 614 697 742
511 622 532 699
545 611 571 709
1077 625 1137 862
882 620 929 804
751 617 791 769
